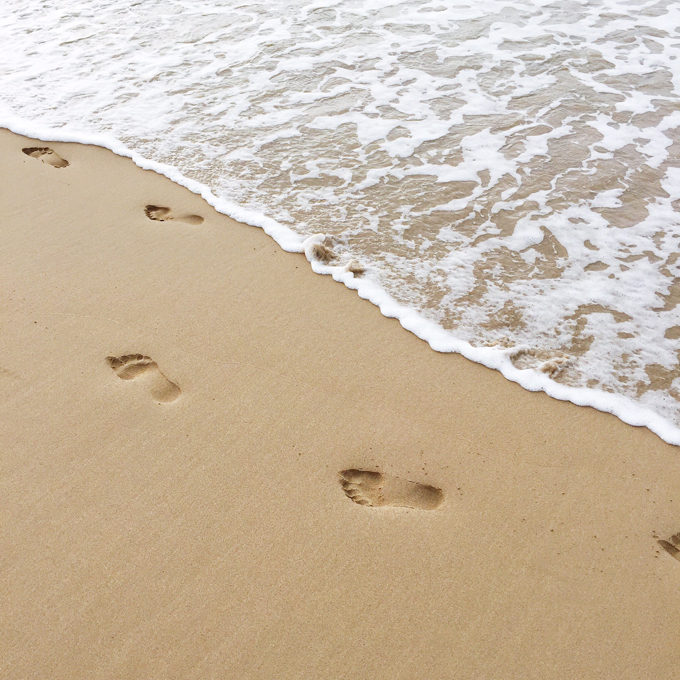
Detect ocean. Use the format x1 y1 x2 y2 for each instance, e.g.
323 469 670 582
2 0 680 442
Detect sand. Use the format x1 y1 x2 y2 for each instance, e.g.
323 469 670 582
1 127 679 679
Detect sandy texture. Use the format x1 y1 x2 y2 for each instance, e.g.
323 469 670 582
1 128 679 679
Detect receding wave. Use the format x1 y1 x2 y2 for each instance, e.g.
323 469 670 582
2 0 680 440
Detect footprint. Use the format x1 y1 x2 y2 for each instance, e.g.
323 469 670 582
303 233 337 264
22 146 69 168
339 469 444 510
538 356 571 378
344 260 366 276
107 354 181 403
658 532 680 560
144 205 204 225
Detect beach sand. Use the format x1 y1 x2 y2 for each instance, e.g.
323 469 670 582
1 127 679 679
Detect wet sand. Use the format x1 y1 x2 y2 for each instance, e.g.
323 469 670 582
1 127 679 679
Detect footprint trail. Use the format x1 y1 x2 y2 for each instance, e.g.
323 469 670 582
107 354 181 403
144 204 204 225
22 146 69 168
340 469 444 510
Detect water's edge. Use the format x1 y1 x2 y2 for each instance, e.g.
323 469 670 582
6 113 679 446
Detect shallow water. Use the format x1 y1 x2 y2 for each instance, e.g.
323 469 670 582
2 0 680 439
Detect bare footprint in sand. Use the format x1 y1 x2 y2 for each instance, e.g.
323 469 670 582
107 354 181 403
144 205 204 225
658 532 680 560
22 147 69 168
339 469 444 510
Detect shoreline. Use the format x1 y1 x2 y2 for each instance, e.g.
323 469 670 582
2 128 680 678
2 117 678 445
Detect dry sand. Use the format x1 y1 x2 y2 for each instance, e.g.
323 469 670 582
1 127 679 679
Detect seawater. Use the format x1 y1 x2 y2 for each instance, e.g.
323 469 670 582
2 0 680 442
